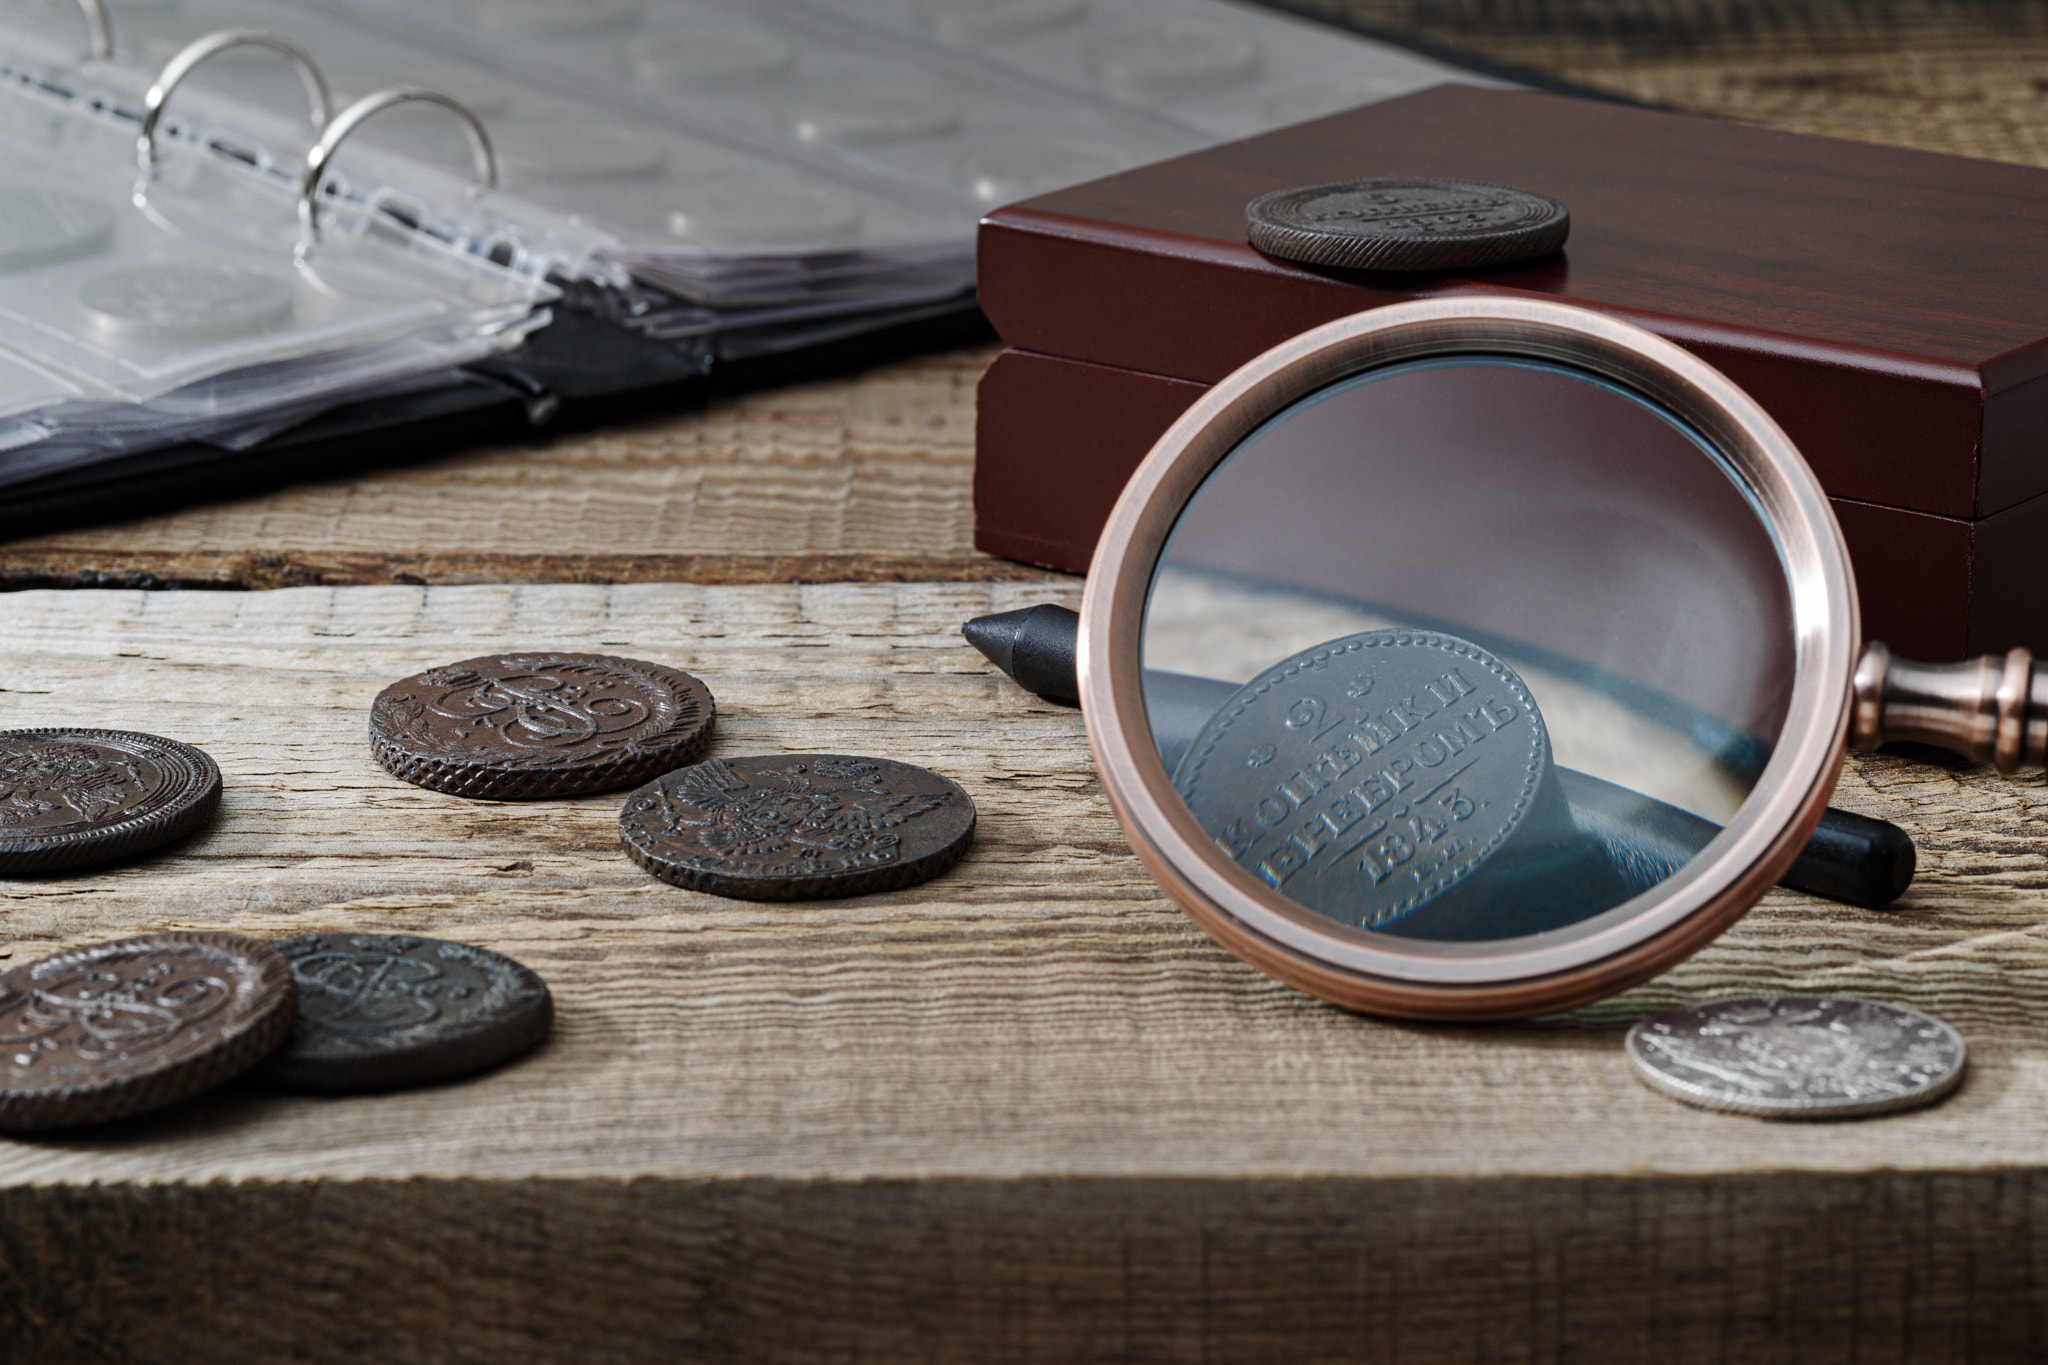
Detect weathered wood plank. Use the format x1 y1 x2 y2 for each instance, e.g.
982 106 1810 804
2 586 2048 1356
0 346 1009 586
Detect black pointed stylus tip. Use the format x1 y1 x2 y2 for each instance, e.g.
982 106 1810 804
962 603 1080 701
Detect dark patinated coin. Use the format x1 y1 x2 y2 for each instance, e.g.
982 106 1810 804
370 653 715 800
1172 630 1556 931
1246 177 1569 271
0 932 293 1131
0 729 222 874
620 754 976 900
257 933 553 1092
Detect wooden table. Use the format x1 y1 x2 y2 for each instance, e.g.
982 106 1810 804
9 10 2048 1360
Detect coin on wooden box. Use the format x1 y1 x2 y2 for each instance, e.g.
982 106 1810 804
1625 995 1967 1120
0 932 294 1131
0 729 222 875
257 933 553 1092
371 653 715 800
620 754 976 900
1246 177 1570 272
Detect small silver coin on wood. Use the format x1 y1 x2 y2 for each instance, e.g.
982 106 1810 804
620 754 976 900
1625 994 1967 1120
1246 176 1569 272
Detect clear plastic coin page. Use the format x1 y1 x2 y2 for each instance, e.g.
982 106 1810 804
20 0 1502 311
0 27 553 407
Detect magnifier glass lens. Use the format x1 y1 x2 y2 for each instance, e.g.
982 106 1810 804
1143 356 1795 942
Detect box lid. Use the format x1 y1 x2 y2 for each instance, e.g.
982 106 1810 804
979 85 2048 520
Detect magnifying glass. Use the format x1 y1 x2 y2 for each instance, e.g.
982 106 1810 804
1008 297 2038 1021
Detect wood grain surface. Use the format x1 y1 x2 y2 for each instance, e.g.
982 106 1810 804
3 583 2048 1360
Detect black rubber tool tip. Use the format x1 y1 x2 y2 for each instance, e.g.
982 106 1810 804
1784 806 1917 909
963 604 1080 702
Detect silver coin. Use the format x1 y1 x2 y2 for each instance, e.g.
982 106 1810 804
1247 176 1570 272
1626 995 1967 1120
0 189 115 274
957 140 1127 204
494 123 669 183
783 89 961 146
633 28 794 86
1088 20 1261 100
667 180 863 247
78 264 292 342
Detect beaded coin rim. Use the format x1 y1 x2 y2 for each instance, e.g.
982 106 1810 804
1247 176 1570 272
619 753 977 901
369 652 716 801
0 728 222 875
258 932 554 1092
0 932 295 1131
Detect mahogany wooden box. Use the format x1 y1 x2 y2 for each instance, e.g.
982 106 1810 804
974 85 2048 662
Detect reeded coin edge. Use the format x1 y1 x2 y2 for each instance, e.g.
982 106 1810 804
259 934 554 1092
1174 632 1544 928
618 757 978 901
1246 177 1570 272
0 932 295 1132
1623 997 1969 1121
369 654 716 800
0 729 223 875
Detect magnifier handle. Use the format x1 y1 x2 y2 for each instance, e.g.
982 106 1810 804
1854 642 2048 774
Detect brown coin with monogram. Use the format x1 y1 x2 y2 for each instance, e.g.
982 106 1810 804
370 653 715 800
0 729 222 874
620 754 976 900
257 933 553 1093
0 932 295 1131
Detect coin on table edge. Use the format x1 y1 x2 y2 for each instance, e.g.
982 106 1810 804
1625 994 1967 1120
1246 176 1570 272
256 933 552 1092
0 728 222 875
370 653 715 800
0 932 294 1132
620 754 977 900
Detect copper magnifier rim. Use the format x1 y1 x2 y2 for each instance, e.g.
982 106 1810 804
1077 297 1858 1020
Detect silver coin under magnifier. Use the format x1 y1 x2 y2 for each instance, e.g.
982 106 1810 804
0 189 115 274
1626 995 1966 1119
78 265 293 343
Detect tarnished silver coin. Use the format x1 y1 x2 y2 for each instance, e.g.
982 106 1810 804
1247 177 1569 272
257 933 552 1092
620 754 975 900
0 188 114 274
1626 995 1967 1120
78 264 293 342
1172 630 1551 931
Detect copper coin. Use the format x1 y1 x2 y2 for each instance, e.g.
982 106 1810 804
0 729 222 874
370 653 715 800
620 754 976 900
0 932 294 1131
1171 630 1552 931
257 933 553 1092
1247 176 1569 271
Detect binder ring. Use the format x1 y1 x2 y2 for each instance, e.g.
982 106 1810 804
299 88 498 242
72 0 113 60
138 30 331 176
